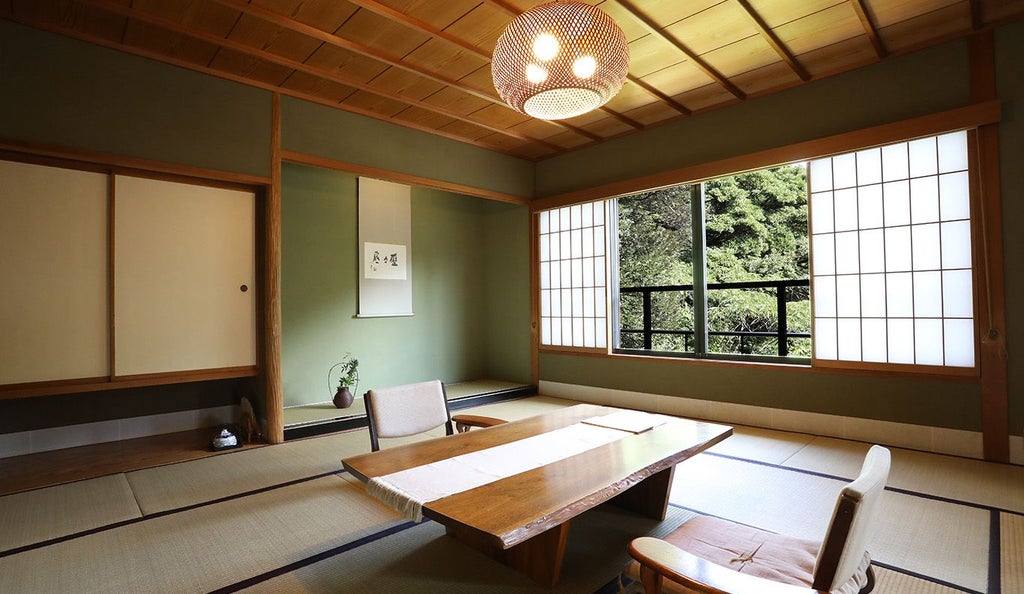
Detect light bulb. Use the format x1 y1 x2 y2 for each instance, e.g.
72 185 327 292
572 55 596 79
533 33 559 61
526 64 548 84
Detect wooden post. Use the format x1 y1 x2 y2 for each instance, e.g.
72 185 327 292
970 32 1009 462
264 93 284 444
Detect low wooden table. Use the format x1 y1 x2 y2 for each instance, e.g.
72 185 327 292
342 404 732 586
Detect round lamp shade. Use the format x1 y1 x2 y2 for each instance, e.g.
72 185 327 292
492 1 630 120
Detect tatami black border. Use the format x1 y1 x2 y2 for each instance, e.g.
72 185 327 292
989 510 1001 594
206 520 421 594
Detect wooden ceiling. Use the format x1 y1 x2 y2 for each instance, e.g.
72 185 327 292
4 0 1023 161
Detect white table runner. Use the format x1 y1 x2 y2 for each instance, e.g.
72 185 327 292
367 415 665 522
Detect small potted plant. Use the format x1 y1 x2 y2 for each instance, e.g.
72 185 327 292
329 354 359 409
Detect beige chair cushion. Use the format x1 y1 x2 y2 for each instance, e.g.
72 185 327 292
625 515 819 593
367 380 449 439
624 515 872 593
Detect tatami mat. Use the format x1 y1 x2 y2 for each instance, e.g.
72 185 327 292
237 505 695 594
0 475 400 593
0 473 142 552
126 431 369 514
2 395 1019 594
1004 512 1024 594
783 435 1024 513
872 566 970 594
705 425 817 465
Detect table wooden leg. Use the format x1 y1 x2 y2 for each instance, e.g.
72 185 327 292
445 521 570 587
504 521 569 587
610 465 675 520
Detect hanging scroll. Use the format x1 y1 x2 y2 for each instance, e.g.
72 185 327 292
357 177 413 317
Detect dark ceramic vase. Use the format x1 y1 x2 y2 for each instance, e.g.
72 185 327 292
333 386 354 408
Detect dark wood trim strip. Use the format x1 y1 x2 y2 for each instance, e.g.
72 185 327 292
280 150 531 205
851 0 888 59
0 138 271 186
532 101 1002 210
0 367 259 400
735 0 811 81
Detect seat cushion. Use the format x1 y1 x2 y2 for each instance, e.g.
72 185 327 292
625 515 820 593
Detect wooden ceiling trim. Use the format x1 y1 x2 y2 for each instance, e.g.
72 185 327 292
614 0 747 100
734 0 810 81
850 0 888 58
74 0 563 152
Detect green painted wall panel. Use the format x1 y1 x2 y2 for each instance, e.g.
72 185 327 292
281 163 530 406
536 40 971 197
540 353 981 431
281 97 534 199
481 202 532 384
0 21 271 177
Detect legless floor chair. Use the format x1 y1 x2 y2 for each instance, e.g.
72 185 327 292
364 380 505 451
626 445 891 594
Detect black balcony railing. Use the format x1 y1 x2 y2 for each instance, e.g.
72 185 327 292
619 279 811 357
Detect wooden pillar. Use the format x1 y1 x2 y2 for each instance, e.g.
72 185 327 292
970 32 1009 462
264 93 284 444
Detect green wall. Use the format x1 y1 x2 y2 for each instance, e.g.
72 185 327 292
282 97 534 199
534 32 1024 434
535 40 970 197
0 21 272 178
281 162 530 406
0 20 532 428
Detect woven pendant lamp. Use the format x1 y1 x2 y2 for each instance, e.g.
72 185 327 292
491 1 630 120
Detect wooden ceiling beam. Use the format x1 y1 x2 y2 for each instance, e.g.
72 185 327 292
850 0 887 59
350 0 646 132
613 0 746 100
734 0 810 82
969 0 983 30
209 0 602 144
74 0 565 152
480 0 688 118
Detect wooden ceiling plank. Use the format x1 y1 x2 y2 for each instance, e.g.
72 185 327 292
347 0 491 59
734 0 810 81
613 0 747 100
850 0 888 58
335 1 616 138
73 0 562 151
210 0 587 146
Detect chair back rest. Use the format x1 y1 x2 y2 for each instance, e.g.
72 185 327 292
365 380 452 450
812 445 891 592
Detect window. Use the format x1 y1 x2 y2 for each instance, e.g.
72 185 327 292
538 202 608 348
535 127 979 374
809 131 975 368
612 166 810 362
